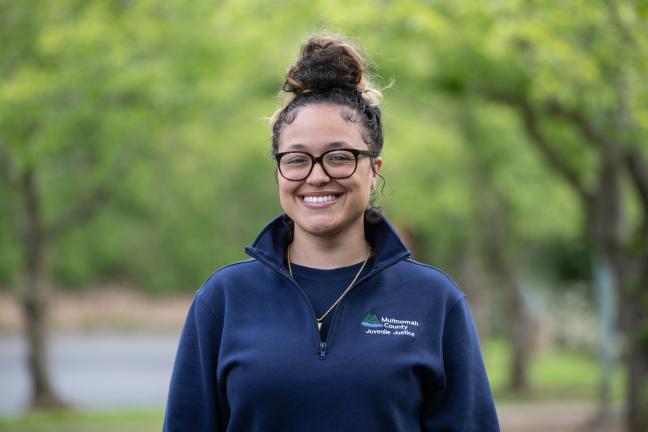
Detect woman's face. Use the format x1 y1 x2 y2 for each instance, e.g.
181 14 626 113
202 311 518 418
277 103 382 240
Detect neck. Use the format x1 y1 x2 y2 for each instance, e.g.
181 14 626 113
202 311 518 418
289 221 370 269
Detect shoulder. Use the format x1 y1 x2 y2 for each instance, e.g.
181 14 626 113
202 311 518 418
391 258 466 306
195 258 265 303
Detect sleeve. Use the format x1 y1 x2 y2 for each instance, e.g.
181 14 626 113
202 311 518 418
163 292 224 432
422 297 500 432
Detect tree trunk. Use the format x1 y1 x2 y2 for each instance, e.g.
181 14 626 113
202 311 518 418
456 250 491 341
623 149 648 432
20 169 68 410
508 282 531 392
615 251 648 432
585 148 648 432
460 103 532 392
592 248 616 416
485 236 531 392
622 285 648 432
585 148 622 422
473 167 531 392
480 83 648 430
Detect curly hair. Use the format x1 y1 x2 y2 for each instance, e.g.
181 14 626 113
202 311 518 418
270 32 385 224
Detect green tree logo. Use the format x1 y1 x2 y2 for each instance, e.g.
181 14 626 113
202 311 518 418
361 313 383 328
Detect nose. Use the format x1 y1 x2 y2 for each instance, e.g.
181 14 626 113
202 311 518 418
306 160 330 185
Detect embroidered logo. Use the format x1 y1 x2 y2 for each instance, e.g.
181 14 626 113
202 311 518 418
361 313 383 328
361 312 419 338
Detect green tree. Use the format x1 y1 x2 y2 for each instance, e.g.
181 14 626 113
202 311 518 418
0 0 224 407
380 1 648 429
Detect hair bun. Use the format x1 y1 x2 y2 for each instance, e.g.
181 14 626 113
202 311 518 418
270 32 385 156
283 34 366 94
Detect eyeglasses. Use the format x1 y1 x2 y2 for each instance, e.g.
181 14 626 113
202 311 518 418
275 148 378 181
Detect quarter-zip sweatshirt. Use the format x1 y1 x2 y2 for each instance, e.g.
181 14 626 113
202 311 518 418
163 215 500 432
290 258 374 340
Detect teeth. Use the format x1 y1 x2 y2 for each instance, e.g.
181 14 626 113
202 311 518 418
303 195 336 203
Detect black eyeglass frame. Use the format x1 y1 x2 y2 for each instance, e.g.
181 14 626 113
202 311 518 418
275 148 378 181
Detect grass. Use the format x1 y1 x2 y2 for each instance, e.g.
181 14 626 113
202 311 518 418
483 339 625 402
0 340 623 431
0 409 163 432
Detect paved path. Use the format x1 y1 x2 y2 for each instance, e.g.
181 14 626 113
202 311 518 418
498 402 622 432
0 332 179 413
0 332 623 431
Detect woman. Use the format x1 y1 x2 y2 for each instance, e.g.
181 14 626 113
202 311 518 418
164 33 499 431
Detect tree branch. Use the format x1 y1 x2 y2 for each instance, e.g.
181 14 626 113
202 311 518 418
626 148 648 215
544 100 612 150
0 143 17 185
44 154 131 242
44 186 111 242
519 101 593 202
475 88 594 202
604 0 636 47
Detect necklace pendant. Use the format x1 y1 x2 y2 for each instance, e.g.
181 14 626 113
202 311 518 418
287 245 373 338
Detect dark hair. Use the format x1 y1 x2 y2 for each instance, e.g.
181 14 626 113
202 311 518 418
270 32 385 224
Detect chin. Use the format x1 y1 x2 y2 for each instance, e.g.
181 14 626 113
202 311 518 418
294 211 365 239
298 216 341 236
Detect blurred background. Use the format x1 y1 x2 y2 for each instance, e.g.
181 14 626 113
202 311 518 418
1 0 647 431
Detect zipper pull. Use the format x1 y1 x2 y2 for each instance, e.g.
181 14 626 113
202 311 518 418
320 341 327 360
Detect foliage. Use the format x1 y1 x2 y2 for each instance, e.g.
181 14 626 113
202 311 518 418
3 0 646 422
1 0 643 297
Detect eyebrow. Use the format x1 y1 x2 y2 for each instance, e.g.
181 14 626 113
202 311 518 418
285 141 349 150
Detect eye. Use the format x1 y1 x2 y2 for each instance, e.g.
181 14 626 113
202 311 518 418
284 154 310 165
325 151 354 165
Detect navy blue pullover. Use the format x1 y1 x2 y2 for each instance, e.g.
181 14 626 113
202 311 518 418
290 258 373 340
163 215 500 431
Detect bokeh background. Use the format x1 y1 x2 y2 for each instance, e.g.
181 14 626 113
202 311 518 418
1 1 647 431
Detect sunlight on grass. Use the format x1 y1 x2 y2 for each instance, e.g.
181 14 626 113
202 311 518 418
482 339 624 402
0 408 163 432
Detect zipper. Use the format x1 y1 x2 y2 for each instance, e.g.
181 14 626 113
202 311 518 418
245 248 327 358
285 272 327 358
244 247 411 360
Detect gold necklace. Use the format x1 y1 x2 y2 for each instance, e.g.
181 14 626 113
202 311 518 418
287 245 372 332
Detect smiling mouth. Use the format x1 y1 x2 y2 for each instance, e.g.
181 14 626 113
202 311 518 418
300 193 342 204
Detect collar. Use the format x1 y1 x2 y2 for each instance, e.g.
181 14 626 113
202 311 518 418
244 214 411 278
